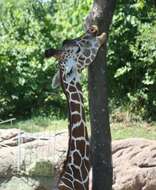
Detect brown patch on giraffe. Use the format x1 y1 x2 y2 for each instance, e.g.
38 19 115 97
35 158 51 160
68 85 76 92
64 173 73 182
85 144 90 157
77 59 84 66
78 55 85 61
71 165 81 180
72 125 85 138
61 178 73 189
74 181 84 190
76 140 85 157
73 151 81 166
91 55 95 60
76 82 82 89
70 140 76 151
83 49 91 57
86 58 91 64
66 165 72 174
68 155 72 163
73 92 83 103
71 114 81 123
71 93 80 101
70 101 80 113
59 186 67 190
77 62 82 68
91 48 97 54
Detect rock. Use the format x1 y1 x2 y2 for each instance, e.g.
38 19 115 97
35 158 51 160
112 138 156 190
0 147 17 177
0 176 52 190
0 129 156 190
28 160 53 177
0 129 68 190
0 128 20 142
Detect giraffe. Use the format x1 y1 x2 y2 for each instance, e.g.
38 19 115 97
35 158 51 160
45 26 106 190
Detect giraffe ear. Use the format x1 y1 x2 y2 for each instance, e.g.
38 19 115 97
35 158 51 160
45 48 63 59
52 70 61 89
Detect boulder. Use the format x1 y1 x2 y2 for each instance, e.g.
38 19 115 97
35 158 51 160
0 129 156 190
0 176 52 190
112 138 156 190
0 129 68 190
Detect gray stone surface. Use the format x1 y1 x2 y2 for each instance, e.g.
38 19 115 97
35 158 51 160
112 138 156 190
0 176 53 190
0 129 156 190
0 128 67 190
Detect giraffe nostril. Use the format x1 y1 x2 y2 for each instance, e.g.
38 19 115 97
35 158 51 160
67 68 73 76
76 46 81 54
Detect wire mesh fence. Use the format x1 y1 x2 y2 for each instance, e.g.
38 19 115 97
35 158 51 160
0 118 67 178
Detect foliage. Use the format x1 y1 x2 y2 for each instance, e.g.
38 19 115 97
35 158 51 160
0 0 91 119
0 0 155 121
108 0 156 120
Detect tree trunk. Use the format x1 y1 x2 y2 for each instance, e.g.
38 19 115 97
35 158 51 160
85 1 116 190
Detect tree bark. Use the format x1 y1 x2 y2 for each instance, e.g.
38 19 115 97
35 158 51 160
85 1 116 190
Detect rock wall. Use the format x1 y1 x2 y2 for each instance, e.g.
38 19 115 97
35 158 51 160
112 138 156 190
0 129 156 190
0 129 67 190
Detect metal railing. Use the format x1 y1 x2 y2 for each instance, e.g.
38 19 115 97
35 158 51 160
0 118 16 125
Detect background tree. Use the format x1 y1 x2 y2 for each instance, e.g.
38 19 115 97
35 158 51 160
108 0 156 121
0 0 91 119
85 0 116 190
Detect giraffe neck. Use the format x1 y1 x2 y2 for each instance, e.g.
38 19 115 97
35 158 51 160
58 71 90 189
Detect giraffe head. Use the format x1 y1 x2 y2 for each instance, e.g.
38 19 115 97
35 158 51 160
45 26 106 88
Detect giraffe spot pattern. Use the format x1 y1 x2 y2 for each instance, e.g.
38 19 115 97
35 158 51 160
71 165 81 180
73 151 81 166
81 161 89 180
57 29 105 189
64 173 73 182
74 181 85 190
61 177 73 189
91 55 95 60
71 114 81 124
83 49 91 57
86 58 91 64
72 124 85 138
75 140 86 157
70 102 80 113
